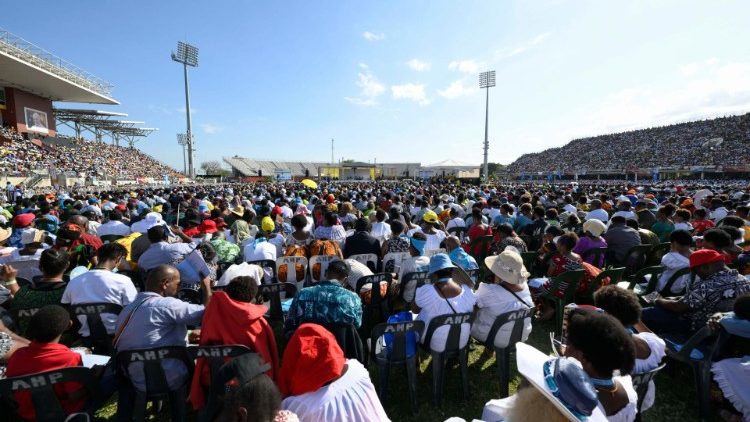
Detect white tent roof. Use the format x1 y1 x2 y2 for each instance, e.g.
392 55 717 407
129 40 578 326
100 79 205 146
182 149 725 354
425 159 477 168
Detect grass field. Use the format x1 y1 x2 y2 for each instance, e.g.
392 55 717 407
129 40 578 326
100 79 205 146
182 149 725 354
95 318 708 421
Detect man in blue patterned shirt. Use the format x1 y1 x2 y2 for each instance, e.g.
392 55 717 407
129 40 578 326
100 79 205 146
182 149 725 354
284 260 362 335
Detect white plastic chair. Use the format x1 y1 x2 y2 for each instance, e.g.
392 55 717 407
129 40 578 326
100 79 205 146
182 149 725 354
309 255 342 283
425 248 446 257
349 253 379 272
276 256 309 290
382 251 410 273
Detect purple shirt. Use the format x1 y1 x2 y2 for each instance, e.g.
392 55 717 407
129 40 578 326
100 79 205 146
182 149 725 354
573 236 607 267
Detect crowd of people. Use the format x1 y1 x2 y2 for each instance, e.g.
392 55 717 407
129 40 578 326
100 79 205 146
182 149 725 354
506 113 750 174
0 179 747 421
0 127 179 179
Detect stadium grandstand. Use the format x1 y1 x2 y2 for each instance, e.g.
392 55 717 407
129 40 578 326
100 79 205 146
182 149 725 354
0 27 180 187
505 112 750 180
224 156 478 180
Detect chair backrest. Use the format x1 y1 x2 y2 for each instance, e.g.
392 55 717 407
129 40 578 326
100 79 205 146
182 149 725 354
186 344 253 420
356 273 393 305
580 247 608 268
247 259 277 283
659 267 692 296
257 282 297 320
308 255 341 283
116 346 193 398
665 325 722 364
623 244 654 276
447 227 467 242
320 322 366 362
13 306 42 336
100 234 124 244
424 248 446 257
631 363 666 413
177 288 202 305
422 312 473 354
587 267 626 298
549 270 586 303
349 253 379 272
69 302 123 354
382 251 410 273
275 256 309 284
520 251 539 276
485 307 535 350
370 320 425 363
4 259 42 281
118 270 144 292
625 265 665 292
0 366 98 422
399 271 428 305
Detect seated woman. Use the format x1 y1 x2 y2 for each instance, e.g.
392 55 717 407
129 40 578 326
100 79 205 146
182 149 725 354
573 219 608 268
279 323 389 422
565 310 638 421
190 276 279 411
286 215 313 248
471 250 533 349
411 254 476 352
533 232 584 320
594 285 666 411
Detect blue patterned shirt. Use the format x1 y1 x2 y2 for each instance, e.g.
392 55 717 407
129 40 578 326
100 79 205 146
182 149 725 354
284 281 362 333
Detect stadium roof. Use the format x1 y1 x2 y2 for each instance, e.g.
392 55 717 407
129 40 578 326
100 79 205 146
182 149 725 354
0 28 118 104
54 108 157 147
425 159 478 168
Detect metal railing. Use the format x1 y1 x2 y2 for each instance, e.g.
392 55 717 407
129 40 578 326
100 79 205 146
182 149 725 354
0 28 112 97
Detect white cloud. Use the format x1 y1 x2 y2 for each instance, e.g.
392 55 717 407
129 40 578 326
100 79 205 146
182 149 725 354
201 123 223 135
448 59 483 74
437 79 477 99
583 60 750 135
345 63 385 107
391 83 430 106
494 32 551 60
406 58 431 72
362 31 385 42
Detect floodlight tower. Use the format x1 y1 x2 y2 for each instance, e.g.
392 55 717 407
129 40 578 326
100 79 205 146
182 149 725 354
177 134 188 175
479 70 496 183
171 41 199 178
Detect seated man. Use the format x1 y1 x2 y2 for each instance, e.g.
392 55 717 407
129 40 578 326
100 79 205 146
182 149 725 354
396 232 430 304
284 260 362 335
96 209 132 237
114 264 211 419
5 305 85 421
137 225 195 271
642 249 750 340
603 216 641 266
445 235 478 271
189 275 279 411
61 243 137 337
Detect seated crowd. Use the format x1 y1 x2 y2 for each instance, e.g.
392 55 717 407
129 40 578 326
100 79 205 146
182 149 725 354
0 179 747 421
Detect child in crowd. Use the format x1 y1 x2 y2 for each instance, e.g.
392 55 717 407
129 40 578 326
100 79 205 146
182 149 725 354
656 230 693 294
673 208 693 232
692 208 715 235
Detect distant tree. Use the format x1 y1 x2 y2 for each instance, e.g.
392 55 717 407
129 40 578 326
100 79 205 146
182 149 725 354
200 160 230 176
488 162 505 175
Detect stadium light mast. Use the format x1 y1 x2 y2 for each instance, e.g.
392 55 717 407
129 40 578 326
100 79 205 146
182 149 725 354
177 134 188 175
171 41 199 179
479 70 496 183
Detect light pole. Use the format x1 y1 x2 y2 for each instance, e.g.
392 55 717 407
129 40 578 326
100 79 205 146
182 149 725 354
171 41 199 179
479 70 496 183
177 134 188 175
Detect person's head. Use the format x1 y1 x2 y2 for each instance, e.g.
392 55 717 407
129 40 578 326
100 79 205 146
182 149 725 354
496 223 514 240
594 285 641 327
427 253 456 284
218 354 281 422
485 249 529 285
96 242 127 269
323 212 337 227
610 215 627 226
226 276 259 303
146 264 181 297
564 311 635 378
39 249 70 278
634 200 648 211
720 215 745 229
669 229 693 253
532 206 546 220
702 228 731 251
290 214 307 232
444 235 461 252
354 218 369 232
582 219 606 238
625 218 640 231
545 208 559 221
278 323 345 398
520 203 532 215
375 209 387 223
555 232 578 254
693 208 708 220
147 225 169 243
408 231 427 257
674 208 691 223
68 214 88 231
689 249 728 279
26 305 71 343
390 220 404 236
326 260 349 286
109 209 123 222
734 294 750 321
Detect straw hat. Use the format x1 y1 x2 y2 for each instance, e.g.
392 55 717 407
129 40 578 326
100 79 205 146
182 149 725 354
484 250 530 284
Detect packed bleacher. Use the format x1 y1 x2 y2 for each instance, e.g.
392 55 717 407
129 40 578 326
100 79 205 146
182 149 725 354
0 180 747 421
0 127 180 178
506 113 750 174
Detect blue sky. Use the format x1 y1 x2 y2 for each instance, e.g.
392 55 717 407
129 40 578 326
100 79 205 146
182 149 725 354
7 0 750 171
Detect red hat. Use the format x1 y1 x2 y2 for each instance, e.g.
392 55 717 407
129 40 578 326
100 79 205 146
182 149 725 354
278 323 345 397
271 206 283 216
689 249 725 269
13 213 35 228
198 219 218 234
326 194 335 204
115 203 127 212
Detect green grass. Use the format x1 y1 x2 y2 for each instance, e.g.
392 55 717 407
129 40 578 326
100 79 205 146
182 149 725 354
95 319 706 421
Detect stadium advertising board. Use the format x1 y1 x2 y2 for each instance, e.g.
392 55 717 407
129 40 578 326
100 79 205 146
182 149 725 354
24 107 49 134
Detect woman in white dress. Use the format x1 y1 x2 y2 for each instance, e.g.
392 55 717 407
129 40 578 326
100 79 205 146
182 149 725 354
594 285 666 411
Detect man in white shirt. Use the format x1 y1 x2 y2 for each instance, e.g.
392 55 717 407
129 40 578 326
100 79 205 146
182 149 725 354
585 199 609 223
370 209 391 241
97 210 132 237
61 243 137 336
446 208 467 231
